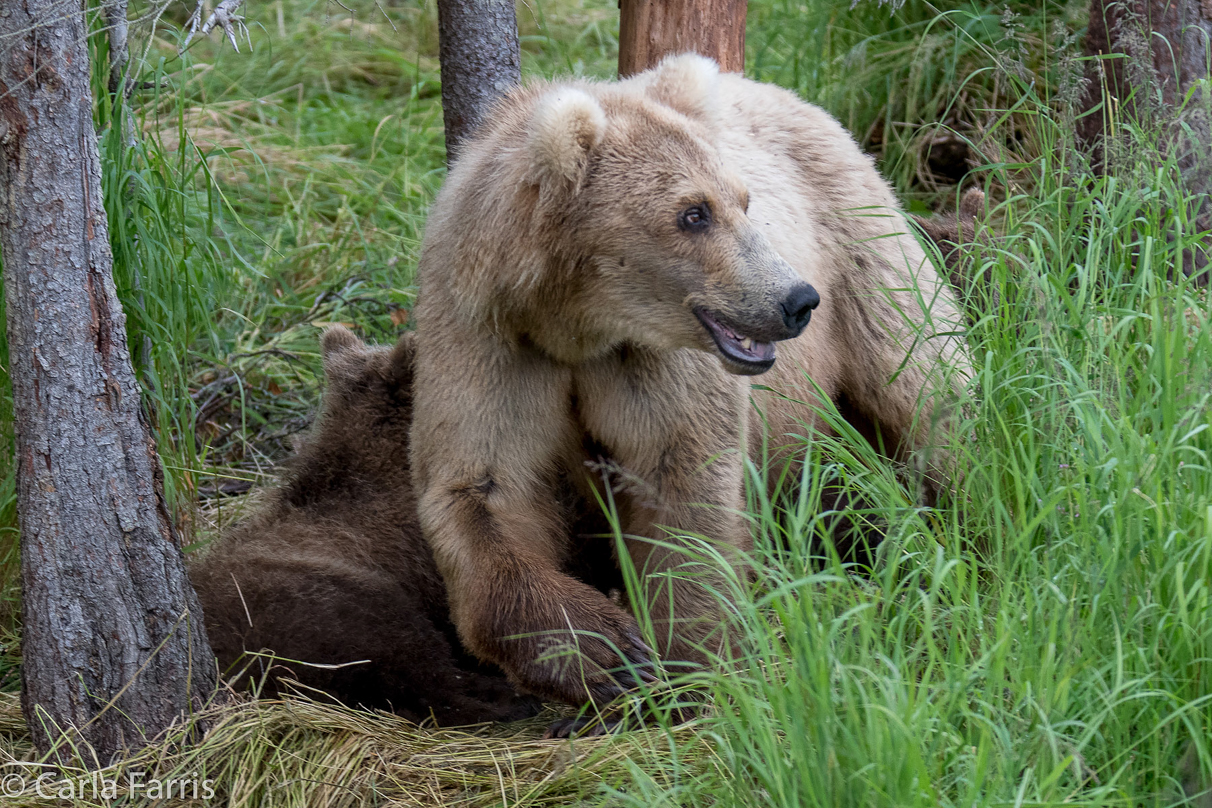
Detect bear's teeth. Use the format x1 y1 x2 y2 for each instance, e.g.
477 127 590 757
740 337 753 351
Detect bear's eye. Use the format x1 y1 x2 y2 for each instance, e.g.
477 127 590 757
678 203 712 234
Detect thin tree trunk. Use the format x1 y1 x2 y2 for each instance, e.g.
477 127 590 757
435 0 521 164
0 0 215 763
104 0 139 149
1080 0 1212 276
103 0 148 373
104 0 130 98
618 0 747 78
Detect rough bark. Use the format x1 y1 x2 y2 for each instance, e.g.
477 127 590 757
1080 0 1212 275
0 0 215 763
618 0 747 77
435 0 521 164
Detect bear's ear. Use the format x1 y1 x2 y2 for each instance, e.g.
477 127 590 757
387 330 416 378
320 325 367 387
526 88 606 194
959 187 986 221
321 324 363 358
644 53 720 126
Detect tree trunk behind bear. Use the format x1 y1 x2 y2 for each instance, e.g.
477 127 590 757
435 0 521 164
1079 0 1212 276
618 0 747 77
0 0 215 763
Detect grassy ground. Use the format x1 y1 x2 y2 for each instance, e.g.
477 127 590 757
1 0 1210 805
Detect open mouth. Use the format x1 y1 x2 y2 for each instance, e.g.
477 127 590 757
694 309 776 375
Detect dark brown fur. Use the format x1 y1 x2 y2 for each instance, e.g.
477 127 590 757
189 327 540 725
913 188 998 316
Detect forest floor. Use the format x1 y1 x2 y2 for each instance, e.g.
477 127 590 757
0 0 1210 806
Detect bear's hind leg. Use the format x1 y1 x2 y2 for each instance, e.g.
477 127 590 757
832 252 971 506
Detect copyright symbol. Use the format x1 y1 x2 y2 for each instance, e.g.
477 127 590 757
1 773 25 797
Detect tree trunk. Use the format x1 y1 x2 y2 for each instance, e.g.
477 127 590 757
1080 0 1212 275
104 0 130 98
618 0 747 78
436 0 521 164
0 0 215 763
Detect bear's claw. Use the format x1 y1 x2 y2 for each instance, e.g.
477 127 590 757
604 661 659 694
542 713 624 739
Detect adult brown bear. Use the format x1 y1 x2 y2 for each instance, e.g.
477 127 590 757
190 327 540 726
409 53 971 731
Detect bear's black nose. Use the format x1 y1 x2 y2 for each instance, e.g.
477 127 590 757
781 283 820 333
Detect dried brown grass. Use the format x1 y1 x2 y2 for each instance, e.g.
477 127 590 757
0 691 706 807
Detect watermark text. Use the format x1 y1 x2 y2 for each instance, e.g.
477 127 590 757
1 770 216 801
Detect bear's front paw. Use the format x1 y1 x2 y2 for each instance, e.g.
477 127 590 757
481 586 661 707
522 615 659 706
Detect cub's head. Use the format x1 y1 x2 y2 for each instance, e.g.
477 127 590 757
522 54 818 375
289 326 414 484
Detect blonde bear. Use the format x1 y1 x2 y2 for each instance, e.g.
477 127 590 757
410 55 970 733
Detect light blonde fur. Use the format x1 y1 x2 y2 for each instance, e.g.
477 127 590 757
410 54 970 720
526 88 607 198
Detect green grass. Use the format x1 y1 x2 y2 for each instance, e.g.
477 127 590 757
0 0 1210 805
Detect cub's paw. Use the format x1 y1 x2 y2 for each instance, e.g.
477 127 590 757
441 669 544 725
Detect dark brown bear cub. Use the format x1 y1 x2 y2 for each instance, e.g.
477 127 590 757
190 326 539 725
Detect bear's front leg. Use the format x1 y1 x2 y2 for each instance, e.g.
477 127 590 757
411 335 658 708
575 347 751 673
